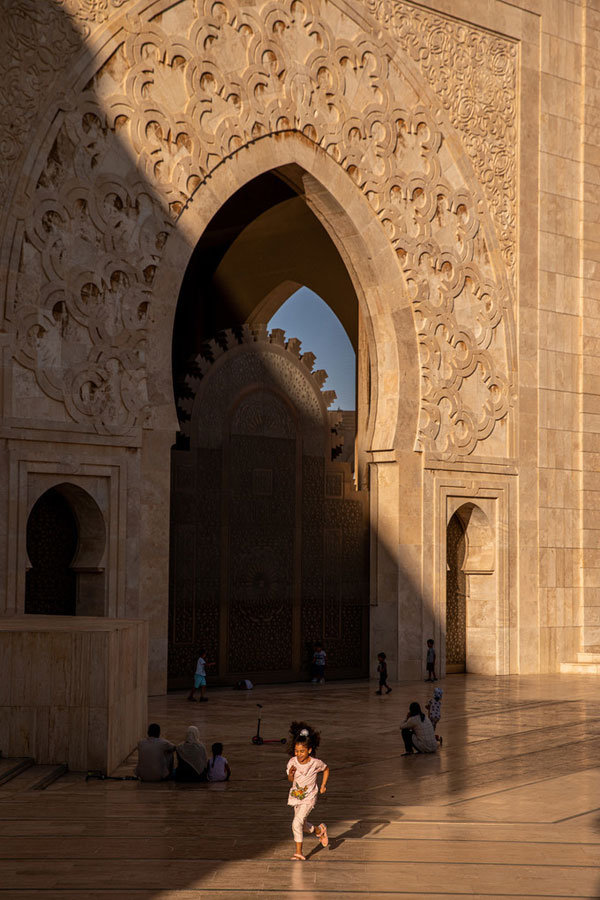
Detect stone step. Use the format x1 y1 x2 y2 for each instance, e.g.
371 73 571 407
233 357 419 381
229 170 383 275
30 762 68 790
577 651 600 663
560 661 600 674
0 763 67 793
0 755 34 785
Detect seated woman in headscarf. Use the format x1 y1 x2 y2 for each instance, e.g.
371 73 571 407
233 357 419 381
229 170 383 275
175 726 208 781
400 701 438 756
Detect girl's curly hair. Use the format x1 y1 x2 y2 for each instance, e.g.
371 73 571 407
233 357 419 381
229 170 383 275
287 720 321 756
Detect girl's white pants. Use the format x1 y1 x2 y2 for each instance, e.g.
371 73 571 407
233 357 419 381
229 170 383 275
291 799 316 842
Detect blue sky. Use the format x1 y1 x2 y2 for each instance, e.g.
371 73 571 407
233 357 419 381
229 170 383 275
268 287 356 409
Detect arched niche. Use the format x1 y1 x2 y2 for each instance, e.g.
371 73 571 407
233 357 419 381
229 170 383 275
25 482 106 617
446 500 498 675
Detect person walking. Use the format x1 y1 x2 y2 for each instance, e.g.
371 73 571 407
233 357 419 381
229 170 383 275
187 649 215 702
375 651 392 694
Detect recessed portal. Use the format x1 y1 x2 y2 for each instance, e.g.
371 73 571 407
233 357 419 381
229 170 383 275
169 169 369 687
25 483 107 617
26 488 78 615
446 512 467 673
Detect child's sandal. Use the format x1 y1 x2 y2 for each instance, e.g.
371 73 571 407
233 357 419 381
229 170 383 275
290 853 306 860
316 823 329 847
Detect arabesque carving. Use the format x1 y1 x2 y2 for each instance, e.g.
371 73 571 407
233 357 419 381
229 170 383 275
180 325 342 459
56 0 131 28
0 0 81 204
365 0 517 276
8 0 515 456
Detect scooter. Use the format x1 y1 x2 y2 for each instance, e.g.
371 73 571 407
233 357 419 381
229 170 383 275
86 771 139 781
251 703 286 745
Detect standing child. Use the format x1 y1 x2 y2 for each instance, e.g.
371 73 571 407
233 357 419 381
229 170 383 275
207 742 231 781
375 651 392 695
426 687 443 746
425 638 437 682
311 643 327 683
286 721 329 861
187 649 215 702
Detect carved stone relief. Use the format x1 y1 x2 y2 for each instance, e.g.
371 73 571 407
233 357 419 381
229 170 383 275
6 0 516 458
364 0 517 277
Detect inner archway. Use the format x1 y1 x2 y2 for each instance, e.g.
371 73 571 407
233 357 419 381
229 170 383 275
169 168 369 687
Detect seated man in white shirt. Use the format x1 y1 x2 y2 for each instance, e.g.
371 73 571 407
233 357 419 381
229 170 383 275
135 723 175 781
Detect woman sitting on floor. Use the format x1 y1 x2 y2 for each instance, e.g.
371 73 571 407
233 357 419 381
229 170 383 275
400 701 438 756
175 725 208 781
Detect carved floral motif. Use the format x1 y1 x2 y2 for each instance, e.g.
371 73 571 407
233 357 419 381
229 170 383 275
365 0 518 275
56 0 131 28
0 0 81 202
8 0 515 456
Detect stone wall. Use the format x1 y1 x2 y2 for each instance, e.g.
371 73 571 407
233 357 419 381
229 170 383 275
0 617 148 773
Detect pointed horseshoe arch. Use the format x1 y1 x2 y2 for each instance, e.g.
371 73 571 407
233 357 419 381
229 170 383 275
10 0 515 463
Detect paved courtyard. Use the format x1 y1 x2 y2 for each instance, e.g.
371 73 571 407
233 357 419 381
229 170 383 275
1 674 599 898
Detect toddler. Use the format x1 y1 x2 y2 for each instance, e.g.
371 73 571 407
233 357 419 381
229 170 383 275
311 643 327 683
207 742 231 781
425 638 437 682
375 651 392 694
426 687 443 746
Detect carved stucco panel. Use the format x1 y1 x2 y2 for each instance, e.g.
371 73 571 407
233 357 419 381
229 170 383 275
365 0 518 278
183 328 335 458
6 0 516 458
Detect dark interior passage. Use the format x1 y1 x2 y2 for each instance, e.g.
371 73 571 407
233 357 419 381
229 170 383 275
25 488 78 615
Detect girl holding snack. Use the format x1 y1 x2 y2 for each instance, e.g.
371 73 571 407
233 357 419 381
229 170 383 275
286 721 330 860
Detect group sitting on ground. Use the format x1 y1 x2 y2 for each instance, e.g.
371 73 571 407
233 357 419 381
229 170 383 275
135 723 231 783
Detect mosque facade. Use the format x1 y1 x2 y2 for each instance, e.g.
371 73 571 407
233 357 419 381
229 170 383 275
0 0 596 698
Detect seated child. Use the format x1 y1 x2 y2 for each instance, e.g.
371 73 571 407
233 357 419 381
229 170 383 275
207 742 231 782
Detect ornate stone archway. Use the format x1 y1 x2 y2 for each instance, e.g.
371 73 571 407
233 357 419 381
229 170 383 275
1 0 518 690
7 0 515 455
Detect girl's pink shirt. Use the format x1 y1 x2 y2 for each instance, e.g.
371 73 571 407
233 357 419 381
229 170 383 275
286 756 327 805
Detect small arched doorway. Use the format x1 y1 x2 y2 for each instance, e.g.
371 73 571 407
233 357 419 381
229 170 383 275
25 483 107 616
446 512 467 673
26 488 78 615
445 501 497 675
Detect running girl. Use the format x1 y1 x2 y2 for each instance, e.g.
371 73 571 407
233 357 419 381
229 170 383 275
286 721 329 861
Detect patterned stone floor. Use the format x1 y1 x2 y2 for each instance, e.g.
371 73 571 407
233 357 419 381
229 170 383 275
1 674 600 898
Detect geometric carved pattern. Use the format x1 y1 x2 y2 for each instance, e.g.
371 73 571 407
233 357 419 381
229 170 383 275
169 327 369 683
8 0 515 458
180 326 340 458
